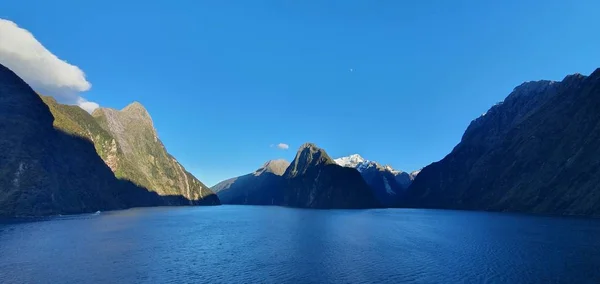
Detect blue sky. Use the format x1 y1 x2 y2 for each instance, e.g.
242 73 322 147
1 1 599 186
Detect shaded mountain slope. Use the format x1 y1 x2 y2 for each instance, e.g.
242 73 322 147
212 160 289 205
404 69 600 216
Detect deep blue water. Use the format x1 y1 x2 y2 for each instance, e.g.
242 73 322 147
1 206 600 283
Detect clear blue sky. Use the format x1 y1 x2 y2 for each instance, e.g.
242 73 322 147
1 1 599 186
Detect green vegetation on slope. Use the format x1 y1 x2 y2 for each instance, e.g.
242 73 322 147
40 96 115 162
41 97 219 205
0 63 176 216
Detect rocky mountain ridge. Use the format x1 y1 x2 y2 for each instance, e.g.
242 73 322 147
42 96 219 205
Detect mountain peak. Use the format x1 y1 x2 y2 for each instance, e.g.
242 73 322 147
511 80 556 99
118 101 153 126
92 101 151 121
336 154 391 171
285 143 334 177
254 159 290 176
297 143 332 158
410 169 421 179
90 101 157 156
299 142 319 151
347 154 365 161
122 101 147 113
334 154 366 168
384 165 401 174
590 68 600 79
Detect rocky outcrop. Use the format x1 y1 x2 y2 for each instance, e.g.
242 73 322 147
212 160 290 205
403 69 600 216
282 143 380 209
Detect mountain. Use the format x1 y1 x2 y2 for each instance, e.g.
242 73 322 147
212 159 289 205
381 165 415 189
41 96 219 206
334 154 415 188
409 169 421 180
403 69 600 216
334 154 411 206
282 143 380 209
334 154 369 169
0 63 178 217
394 169 414 189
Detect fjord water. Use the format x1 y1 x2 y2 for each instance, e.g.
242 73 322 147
1 206 599 283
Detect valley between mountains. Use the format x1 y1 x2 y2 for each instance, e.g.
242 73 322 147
2 62 600 217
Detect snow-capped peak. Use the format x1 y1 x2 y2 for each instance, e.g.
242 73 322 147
335 154 391 174
334 154 366 168
384 165 401 175
335 154 412 177
335 154 377 173
410 169 421 179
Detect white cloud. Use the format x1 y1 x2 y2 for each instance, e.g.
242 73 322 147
0 18 98 112
270 143 290 150
77 97 100 113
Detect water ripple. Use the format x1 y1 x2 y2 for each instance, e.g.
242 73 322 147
1 206 600 283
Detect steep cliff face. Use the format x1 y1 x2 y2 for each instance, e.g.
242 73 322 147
93 104 218 205
0 64 167 217
282 143 380 209
41 97 219 206
212 160 290 205
404 69 600 216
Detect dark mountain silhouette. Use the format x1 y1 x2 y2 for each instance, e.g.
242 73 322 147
282 143 380 209
403 69 600 216
212 160 289 205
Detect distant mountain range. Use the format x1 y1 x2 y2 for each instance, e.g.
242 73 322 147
3 59 600 217
213 144 380 209
0 63 218 217
212 68 600 216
